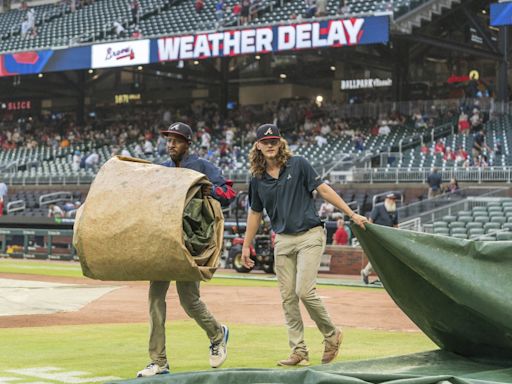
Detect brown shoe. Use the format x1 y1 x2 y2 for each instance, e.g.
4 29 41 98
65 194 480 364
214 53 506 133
322 328 343 364
277 352 310 367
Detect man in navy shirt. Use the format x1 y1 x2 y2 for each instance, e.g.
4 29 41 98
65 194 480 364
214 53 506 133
137 122 235 377
241 124 367 367
361 193 399 284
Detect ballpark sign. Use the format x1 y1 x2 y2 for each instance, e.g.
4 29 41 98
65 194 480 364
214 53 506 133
156 16 389 61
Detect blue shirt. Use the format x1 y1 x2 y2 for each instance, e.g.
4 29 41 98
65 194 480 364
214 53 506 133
249 156 323 234
161 153 235 207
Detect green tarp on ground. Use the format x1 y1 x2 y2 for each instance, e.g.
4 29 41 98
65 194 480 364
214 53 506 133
109 351 512 384
351 224 512 360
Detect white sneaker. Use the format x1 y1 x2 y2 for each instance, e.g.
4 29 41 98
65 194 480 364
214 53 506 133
209 324 229 368
136 362 169 377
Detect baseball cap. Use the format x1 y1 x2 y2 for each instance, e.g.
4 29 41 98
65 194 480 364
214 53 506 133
385 193 397 199
160 122 193 142
256 124 281 141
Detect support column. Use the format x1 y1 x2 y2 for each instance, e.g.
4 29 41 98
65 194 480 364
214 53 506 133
497 26 509 104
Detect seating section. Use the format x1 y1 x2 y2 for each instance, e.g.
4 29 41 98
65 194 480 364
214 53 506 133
5 189 83 217
0 0 429 52
0 0 167 53
432 201 512 241
395 116 511 169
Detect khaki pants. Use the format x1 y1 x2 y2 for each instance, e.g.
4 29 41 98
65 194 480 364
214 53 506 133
274 226 337 356
148 281 222 366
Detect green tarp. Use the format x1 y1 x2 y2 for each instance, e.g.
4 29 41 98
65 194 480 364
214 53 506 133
352 224 512 360
109 351 512 384
183 197 215 257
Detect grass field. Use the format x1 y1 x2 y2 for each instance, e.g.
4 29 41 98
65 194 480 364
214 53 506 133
0 259 436 383
0 322 436 382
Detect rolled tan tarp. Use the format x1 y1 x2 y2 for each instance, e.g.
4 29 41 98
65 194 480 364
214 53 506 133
73 156 224 282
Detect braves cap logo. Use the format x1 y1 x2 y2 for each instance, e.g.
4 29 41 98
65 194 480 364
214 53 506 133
264 127 273 136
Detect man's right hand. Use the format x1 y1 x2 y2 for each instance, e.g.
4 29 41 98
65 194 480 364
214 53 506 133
241 246 255 269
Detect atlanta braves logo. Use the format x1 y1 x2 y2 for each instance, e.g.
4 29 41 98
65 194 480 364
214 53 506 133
264 127 273 136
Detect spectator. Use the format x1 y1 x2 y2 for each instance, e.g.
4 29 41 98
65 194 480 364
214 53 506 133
361 193 398 284
332 218 349 245
378 121 390 135
72 150 81 172
472 129 491 158
195 0 205 12
130 0 141 24
455 147 468 165
85 152 100 170
420 143 429 155
113 21 126 37
131 26 142 38
444 178 460 194
305 0 316 18
354 133 364 152
427 167 442 199
315 0 327 17
338 0 350 15
0 181 7 216
215 0 225 21
443 146 455 161
413 111 427 129
48 204 64 218
458 111 470 135
318 201 335 219
240 0 250 24
143 138 154 156
470 111 483 132
232 1 241 21
434 140 445 155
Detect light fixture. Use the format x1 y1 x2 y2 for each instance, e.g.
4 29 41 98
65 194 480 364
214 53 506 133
330 66 336 71
280 73 287 79
137 65 143 70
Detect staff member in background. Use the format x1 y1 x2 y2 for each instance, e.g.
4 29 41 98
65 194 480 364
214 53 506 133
360 193 399 284
137 122 235 378
241 124 367 367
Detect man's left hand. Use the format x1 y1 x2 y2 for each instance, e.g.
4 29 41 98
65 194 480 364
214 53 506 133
352 213 368 230
201 184 212 197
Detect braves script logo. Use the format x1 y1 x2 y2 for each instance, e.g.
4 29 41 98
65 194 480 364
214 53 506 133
105 46 135 61
264 127 273 136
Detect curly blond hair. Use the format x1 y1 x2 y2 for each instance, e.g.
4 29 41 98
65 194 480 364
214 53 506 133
249 138 293 177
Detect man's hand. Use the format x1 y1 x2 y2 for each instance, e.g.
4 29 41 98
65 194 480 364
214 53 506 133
351 213 369 230
201 184 212 197
241 246 255 269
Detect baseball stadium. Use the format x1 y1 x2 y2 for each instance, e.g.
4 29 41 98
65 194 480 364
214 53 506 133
0 0 512 383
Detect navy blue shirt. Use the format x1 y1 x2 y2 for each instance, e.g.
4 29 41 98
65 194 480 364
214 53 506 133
161 153 235 207
249 156 323 234
370 204 398 227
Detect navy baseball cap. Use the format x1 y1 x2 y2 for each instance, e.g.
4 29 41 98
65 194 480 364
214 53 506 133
256 124 281 141
161 122 193 142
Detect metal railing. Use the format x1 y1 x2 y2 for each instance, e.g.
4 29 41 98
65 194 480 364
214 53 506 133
350 167 512 184
397 187 510 222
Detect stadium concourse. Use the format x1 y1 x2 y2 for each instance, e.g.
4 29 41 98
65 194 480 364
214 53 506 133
1 0 512 383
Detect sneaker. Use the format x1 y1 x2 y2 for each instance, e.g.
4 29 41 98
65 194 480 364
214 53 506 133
277 352 310 367
209 324 229 368
360 269 369 285
322 328 343 364
136 363 169 377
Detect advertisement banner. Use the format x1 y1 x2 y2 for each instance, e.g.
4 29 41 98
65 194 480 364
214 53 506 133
491 2 512 26
0 46 90 77
155 16 389 62
92 39 150 69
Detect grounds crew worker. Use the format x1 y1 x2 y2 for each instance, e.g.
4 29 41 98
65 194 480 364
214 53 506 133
242 124 368 367
137 122 236 377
